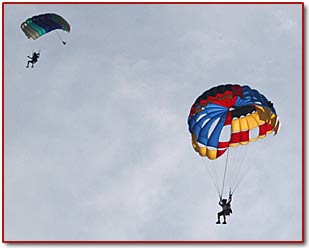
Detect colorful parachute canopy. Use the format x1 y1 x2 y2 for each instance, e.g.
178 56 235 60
21 13 70 40
188 84 280 160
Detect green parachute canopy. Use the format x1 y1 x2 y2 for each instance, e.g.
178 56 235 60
21 13 70 40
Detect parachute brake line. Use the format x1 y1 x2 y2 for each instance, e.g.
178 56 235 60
220 148 230 198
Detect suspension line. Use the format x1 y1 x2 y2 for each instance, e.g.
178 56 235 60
220 148 230 198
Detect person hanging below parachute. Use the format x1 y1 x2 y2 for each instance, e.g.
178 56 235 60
26 51 40 68
216 191 232 224
20 13 70 45
187 84 280 224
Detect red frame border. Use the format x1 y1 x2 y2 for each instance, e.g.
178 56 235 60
2 1 305 244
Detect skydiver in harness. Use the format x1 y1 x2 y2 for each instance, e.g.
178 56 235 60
26 51 40 68
216 192 232 224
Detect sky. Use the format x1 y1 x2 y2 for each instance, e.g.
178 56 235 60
3 3 303 242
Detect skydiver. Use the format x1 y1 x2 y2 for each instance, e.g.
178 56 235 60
216 192 232 224
26 51 40 68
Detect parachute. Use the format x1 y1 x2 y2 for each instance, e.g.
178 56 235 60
188 84 280 197
21 13 70 44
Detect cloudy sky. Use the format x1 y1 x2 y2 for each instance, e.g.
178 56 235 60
4 3 302 242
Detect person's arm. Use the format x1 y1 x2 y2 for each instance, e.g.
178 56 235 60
227 193 232 203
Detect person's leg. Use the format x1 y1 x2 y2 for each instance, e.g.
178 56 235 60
222 215 227 224
216 211 223 224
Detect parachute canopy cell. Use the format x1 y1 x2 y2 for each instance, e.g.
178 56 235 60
187 84 280 160
21 13 70 40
